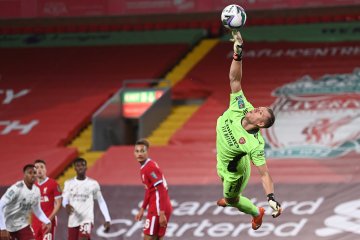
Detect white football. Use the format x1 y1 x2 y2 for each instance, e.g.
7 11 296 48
221 4 247 30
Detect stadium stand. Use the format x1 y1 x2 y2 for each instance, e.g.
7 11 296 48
0 31 203 185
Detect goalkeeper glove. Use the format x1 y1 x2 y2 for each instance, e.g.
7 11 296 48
267 193 282 218
231 30 243 61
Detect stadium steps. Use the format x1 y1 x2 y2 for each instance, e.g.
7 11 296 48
159 38 219 87
149 39 218 146
147 105 199 146
57 125 104 187
68 125 93 154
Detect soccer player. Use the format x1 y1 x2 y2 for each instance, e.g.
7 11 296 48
216 30 282 230
62 158 111 240
31 159 62 240
134 139 172 240
0 164 51 240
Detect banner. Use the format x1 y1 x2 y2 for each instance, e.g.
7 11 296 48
0 0 359 19
2 184 358 239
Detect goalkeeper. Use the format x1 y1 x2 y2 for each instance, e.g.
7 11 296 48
216 30 281 230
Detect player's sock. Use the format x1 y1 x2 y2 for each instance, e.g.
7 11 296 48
232 195 259 216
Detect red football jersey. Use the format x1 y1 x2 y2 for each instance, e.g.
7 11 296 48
140 159 172 215
32 177 62 225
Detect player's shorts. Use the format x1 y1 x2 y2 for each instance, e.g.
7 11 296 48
33 219 56 240
10 225 35 240
217 164 250 199
143 211 171 237
68 223 93 240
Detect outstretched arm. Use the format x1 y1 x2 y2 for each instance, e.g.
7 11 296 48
229 31 244 93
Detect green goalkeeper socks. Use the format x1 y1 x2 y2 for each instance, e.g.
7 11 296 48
230 195 259 216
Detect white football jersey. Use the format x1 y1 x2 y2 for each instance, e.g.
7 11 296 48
63 177 103 227
0 180 40 232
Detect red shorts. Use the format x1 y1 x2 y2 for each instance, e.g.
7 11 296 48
10 225 35 240
143 211 171 237
33 219 56 240
68 223 93 240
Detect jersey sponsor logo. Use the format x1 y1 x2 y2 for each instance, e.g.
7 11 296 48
235 95 245 109
221 119 239 148
239 137 246 144
263 69 360 158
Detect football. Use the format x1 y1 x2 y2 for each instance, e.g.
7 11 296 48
221 4 247 30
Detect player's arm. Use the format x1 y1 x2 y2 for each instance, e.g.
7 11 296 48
96 194 111 223
229 31 244 93
0 200 10 239
95 186 111 232
155 183 168 227
0 185 19 233
256 163 282 218
32 201 51 233
0 199 8 232
48 183 62 221
256 163 274 195
62 181 74 214
135 188 150 221
48 197 62 221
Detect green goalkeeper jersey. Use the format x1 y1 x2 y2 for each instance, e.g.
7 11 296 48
216 90 266 178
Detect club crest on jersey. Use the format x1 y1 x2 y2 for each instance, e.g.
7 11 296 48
239 137 246 144
263 69 360 159
150 171 158 179
235 95 245 109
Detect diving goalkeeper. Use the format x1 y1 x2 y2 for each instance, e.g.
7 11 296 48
216 30 282 230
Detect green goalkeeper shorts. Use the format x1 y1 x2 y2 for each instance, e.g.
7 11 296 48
218 167 250 199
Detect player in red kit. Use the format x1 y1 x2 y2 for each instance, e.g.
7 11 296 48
32 159 62 240
134 139 172 240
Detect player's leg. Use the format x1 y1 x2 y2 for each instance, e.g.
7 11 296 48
220 176 265 230
222 176 258 214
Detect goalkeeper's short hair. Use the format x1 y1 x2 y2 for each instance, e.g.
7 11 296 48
263 108 275 128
